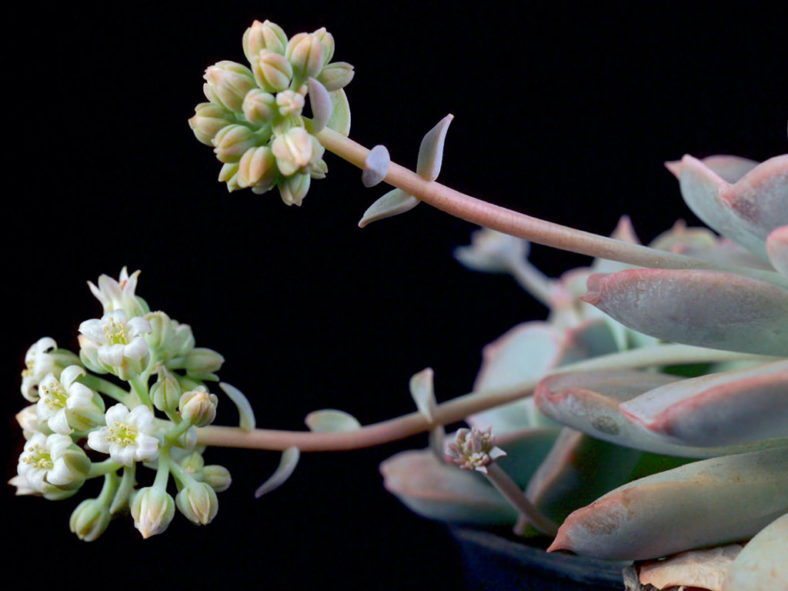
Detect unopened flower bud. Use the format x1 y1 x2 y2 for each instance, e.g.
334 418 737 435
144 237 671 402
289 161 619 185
189 102 235 146
278 172 311 206
317 61 355 91
179 452 205 475
286 33 325 80
218 162 241 192
253 50 293 93
243 19 288 61
130 487 175 539
276 89 305 117
311 27 335 65
203 61 257 113
179 387 218 427
213 124 258 163
70 498 111 542
176 481 218 525
202 464 232 492
242 89 276 126
238 146 277 189
151 368 182 412
272 127 313 176
183 347 224 375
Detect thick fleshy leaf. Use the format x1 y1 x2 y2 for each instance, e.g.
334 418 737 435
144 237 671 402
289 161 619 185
525 428 643 525
620 361 788 447
637 544 742 591
582 269 788 355
469 322 585 434
723 513 788 591
326 88 350 136
548 446 788 560
670 154 788 259
380 428 558 525
766 225 788 277
306 77 331 133
254 446 300 498
362 144 390 188
534 369 785 457
409 368 436 421
304 409 361 432
665 154 758 184
416 114 453 181
357 188 419 228
380 449 518 525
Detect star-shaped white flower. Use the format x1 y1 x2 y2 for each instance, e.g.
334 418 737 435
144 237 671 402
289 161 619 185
17 432 90 495
79 310 151 377
36 365 103 435
445 427 507 473
20 337 58 402
88 267 144 316
88 403 159 467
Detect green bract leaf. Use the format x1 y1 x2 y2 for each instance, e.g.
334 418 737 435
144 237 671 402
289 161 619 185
254 446 300 498
306 77 331 133
547 446 788 560
218 382 256 431
362 144 391 188
582 269 788 355
304 409 361 432
325 88 350 136
357 188 419 228
620 360 788 447
416 114 453 181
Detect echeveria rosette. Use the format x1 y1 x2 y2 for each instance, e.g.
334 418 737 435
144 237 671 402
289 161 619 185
189 20 353 206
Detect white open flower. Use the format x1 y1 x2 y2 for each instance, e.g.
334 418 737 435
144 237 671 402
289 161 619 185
17 432 90 497
21 337 58 402
36 366 104 435
79 310 151 378
88 267 144 316
88 403 159 467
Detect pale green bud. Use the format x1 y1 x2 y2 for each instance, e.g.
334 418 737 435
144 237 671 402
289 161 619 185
213 124 258 163
179 387 218 427
243 19 288 62
311 27 335 65
179 452 205 475
253 50 293 93
272 127 313 176
308 135 327 179
183 347 224 375
278 172 311 206
203 61 257 113
286 33 325 81
151 367 182 412
238 146 276 190
176 481 218 525
242 89 276 126
189 102 235 146
202 464 232 492
276 89 305 117
130 487 175 539
218 162 241 192
317 61 355 91
70 498 111 542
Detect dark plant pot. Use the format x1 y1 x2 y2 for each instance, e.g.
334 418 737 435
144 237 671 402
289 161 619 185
449 526 626 591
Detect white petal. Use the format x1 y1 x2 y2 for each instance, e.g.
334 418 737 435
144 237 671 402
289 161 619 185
134 435 159 461
127 316 151 336
128 406 154 432
79 319 105 342
123 337 149 361
99 344 126 367
47 459 77 486
66 383 95 409
47 433 73 456
59 365 85 389
105 403 130 424
87 430 110 453
48 410 72 435
113 444 137 467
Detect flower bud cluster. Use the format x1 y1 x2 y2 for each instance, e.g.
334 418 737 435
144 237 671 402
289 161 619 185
189 20 354 206
11 269 234 541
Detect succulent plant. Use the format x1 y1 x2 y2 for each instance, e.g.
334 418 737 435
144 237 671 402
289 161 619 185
12 16 786 591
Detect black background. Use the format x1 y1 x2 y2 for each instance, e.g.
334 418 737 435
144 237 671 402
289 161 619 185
3 2 786 589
